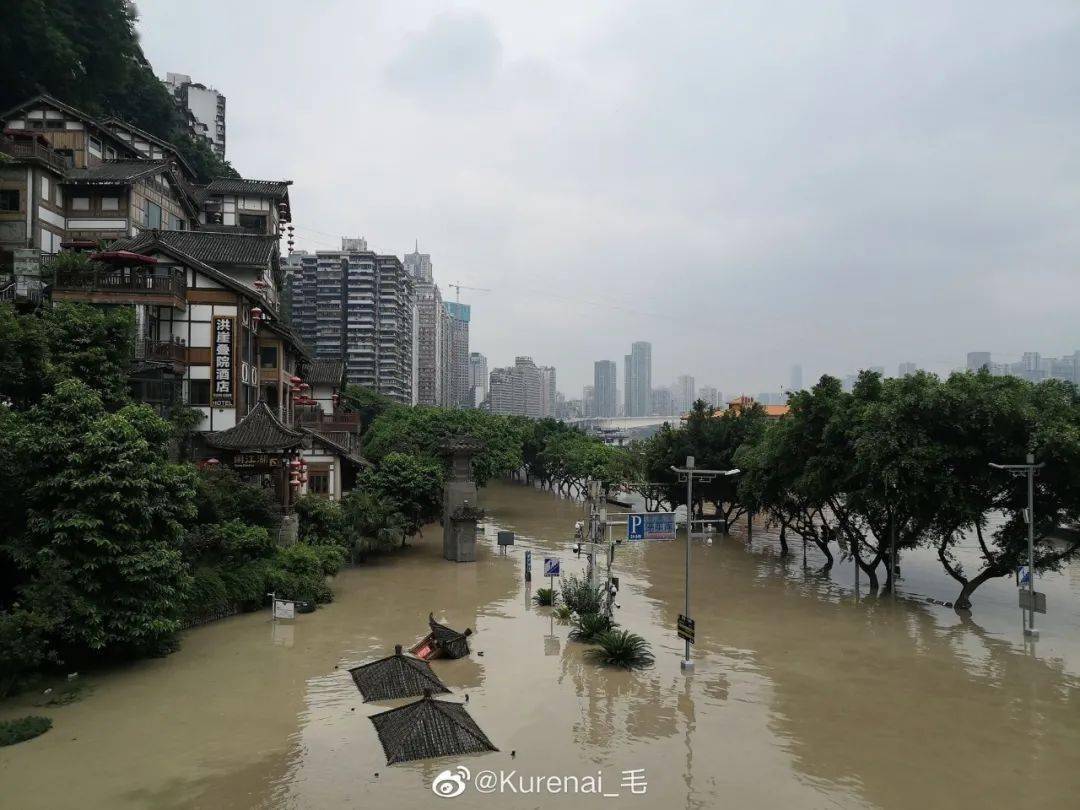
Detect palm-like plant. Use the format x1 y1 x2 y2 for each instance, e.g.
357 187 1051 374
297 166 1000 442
587 630 654 670
553 604 573 622
533 587 556 606
560 574 604 615
568 612 616 642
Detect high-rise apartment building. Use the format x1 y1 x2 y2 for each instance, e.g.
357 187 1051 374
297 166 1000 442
468 352 488 407
582 385 596 417
405 245 444 406
488 356 543 418
624 341 652 417
445 302 471 408
673 374 695 414
593 360 618 418
164 72 226 158
288 239 414 402
538 366 557 418
651 387 674 417
790 364 803 392
698 385 719 409
966 352 992 372
898 362 918 376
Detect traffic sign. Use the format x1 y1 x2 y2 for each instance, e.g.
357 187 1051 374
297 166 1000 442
544 557 561 577
677 613 695 644
1018 566 1031 585
1019 589 1047 614
498 531 516 546
627 512 677 541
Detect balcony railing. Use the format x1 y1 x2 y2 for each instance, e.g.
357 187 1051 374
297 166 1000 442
0 138 68 172
53 267 186 304
296 408 361 434
136 336 187 366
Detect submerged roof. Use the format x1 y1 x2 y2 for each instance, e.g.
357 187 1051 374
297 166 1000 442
369 695 497 765
109 229 278 267
349 648 449 702
204 401 307 451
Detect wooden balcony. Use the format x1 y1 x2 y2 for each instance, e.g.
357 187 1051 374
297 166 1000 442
136 337 188 373
52 267 187 309
296 408 362 434
0 138 68 172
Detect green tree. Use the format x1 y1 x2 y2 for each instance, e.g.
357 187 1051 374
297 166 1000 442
0 304 50 408
42 301 135 408
359 452 445 539
7 380 195 657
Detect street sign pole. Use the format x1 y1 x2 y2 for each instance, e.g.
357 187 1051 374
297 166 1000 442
683 457 693 670
989 453 1045 639
670 459 741 673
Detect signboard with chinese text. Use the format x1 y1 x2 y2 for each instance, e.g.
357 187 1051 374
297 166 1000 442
212 315 234 407
627 512 677 541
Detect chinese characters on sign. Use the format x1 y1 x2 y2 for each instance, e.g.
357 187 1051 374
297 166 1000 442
627 512 676 541
213 315 234 407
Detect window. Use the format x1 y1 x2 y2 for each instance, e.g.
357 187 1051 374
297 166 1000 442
40 176 49 200
101 197 120 211
0 189 18 212
237 213 266 232
45 118 64 129
188 379 211 406
88 136 102 158
55 185 62 206
146 201 162 229
71 197 90 211
308 470 330 497
260 346 278 369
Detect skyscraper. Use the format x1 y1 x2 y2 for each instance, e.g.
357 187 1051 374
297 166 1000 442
966 352 992 372
790 364 803 392
468 352 488 406
651 387 673 417
444 302 471 408
698 385 719 409
624 341 652 417
288 239 413 402
898 362 918 376
405 244 445 406
164 72 226 158
583 385 596 417
673 374 695 414
593 360 618 418
539 365 557 418
488 357 543 418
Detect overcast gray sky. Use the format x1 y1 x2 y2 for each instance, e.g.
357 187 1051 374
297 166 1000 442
137 1 1080 398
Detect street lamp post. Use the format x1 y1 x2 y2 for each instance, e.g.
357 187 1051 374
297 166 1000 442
671 457 740 672
989 453 1045 638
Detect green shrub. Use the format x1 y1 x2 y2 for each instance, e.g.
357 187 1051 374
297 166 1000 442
586 630 655 670
295 495 346 547
560 575 604 616
219 559 272 609
187 566 230 613
0 609 56 698
569 613 616 642
553 604 573 623
0 716 52 746
533 587 556 606
194 467 278 529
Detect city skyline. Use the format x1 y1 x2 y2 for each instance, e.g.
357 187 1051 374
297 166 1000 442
136 2 1080 397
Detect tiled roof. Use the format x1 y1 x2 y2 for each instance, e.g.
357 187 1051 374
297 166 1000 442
349 647 450 702
369 695 497 765
109 229 278 266
203 178 292 198
424 613 472 659
204 401 307 451
307 359 344 386
63 160 169 184
304 430 371 468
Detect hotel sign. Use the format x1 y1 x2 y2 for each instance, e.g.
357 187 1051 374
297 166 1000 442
213 316 234 407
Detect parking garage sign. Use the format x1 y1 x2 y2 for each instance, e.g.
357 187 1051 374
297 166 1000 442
627 512 676 541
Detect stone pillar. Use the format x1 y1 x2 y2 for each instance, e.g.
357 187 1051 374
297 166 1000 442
441 439 482 562
445 502 483 562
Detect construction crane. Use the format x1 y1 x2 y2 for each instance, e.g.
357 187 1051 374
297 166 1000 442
446 283 491 303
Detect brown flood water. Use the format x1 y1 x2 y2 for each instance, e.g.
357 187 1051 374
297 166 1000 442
2 481 1080 809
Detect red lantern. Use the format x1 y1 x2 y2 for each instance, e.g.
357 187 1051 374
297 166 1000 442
289 375 301 385
298 382 310 391
290 459 302 470
254 279 268 289
300 474 308 484
250 307 263 321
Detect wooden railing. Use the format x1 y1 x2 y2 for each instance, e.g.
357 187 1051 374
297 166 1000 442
53 267 186 300
137 337 187 365
0 139 68 172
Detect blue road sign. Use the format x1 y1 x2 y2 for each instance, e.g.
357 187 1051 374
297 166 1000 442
627 512 677 541
544 557 561 577
1018 566 1031 585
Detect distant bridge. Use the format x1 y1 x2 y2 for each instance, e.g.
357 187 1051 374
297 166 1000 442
564 415 677 444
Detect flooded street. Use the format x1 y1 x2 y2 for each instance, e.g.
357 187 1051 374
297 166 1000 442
3 481 1080 809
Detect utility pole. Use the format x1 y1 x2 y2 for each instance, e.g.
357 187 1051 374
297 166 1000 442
990 453 1045 638
671 458 740 672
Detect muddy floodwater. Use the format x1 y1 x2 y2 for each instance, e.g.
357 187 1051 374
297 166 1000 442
3 482 1080 809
